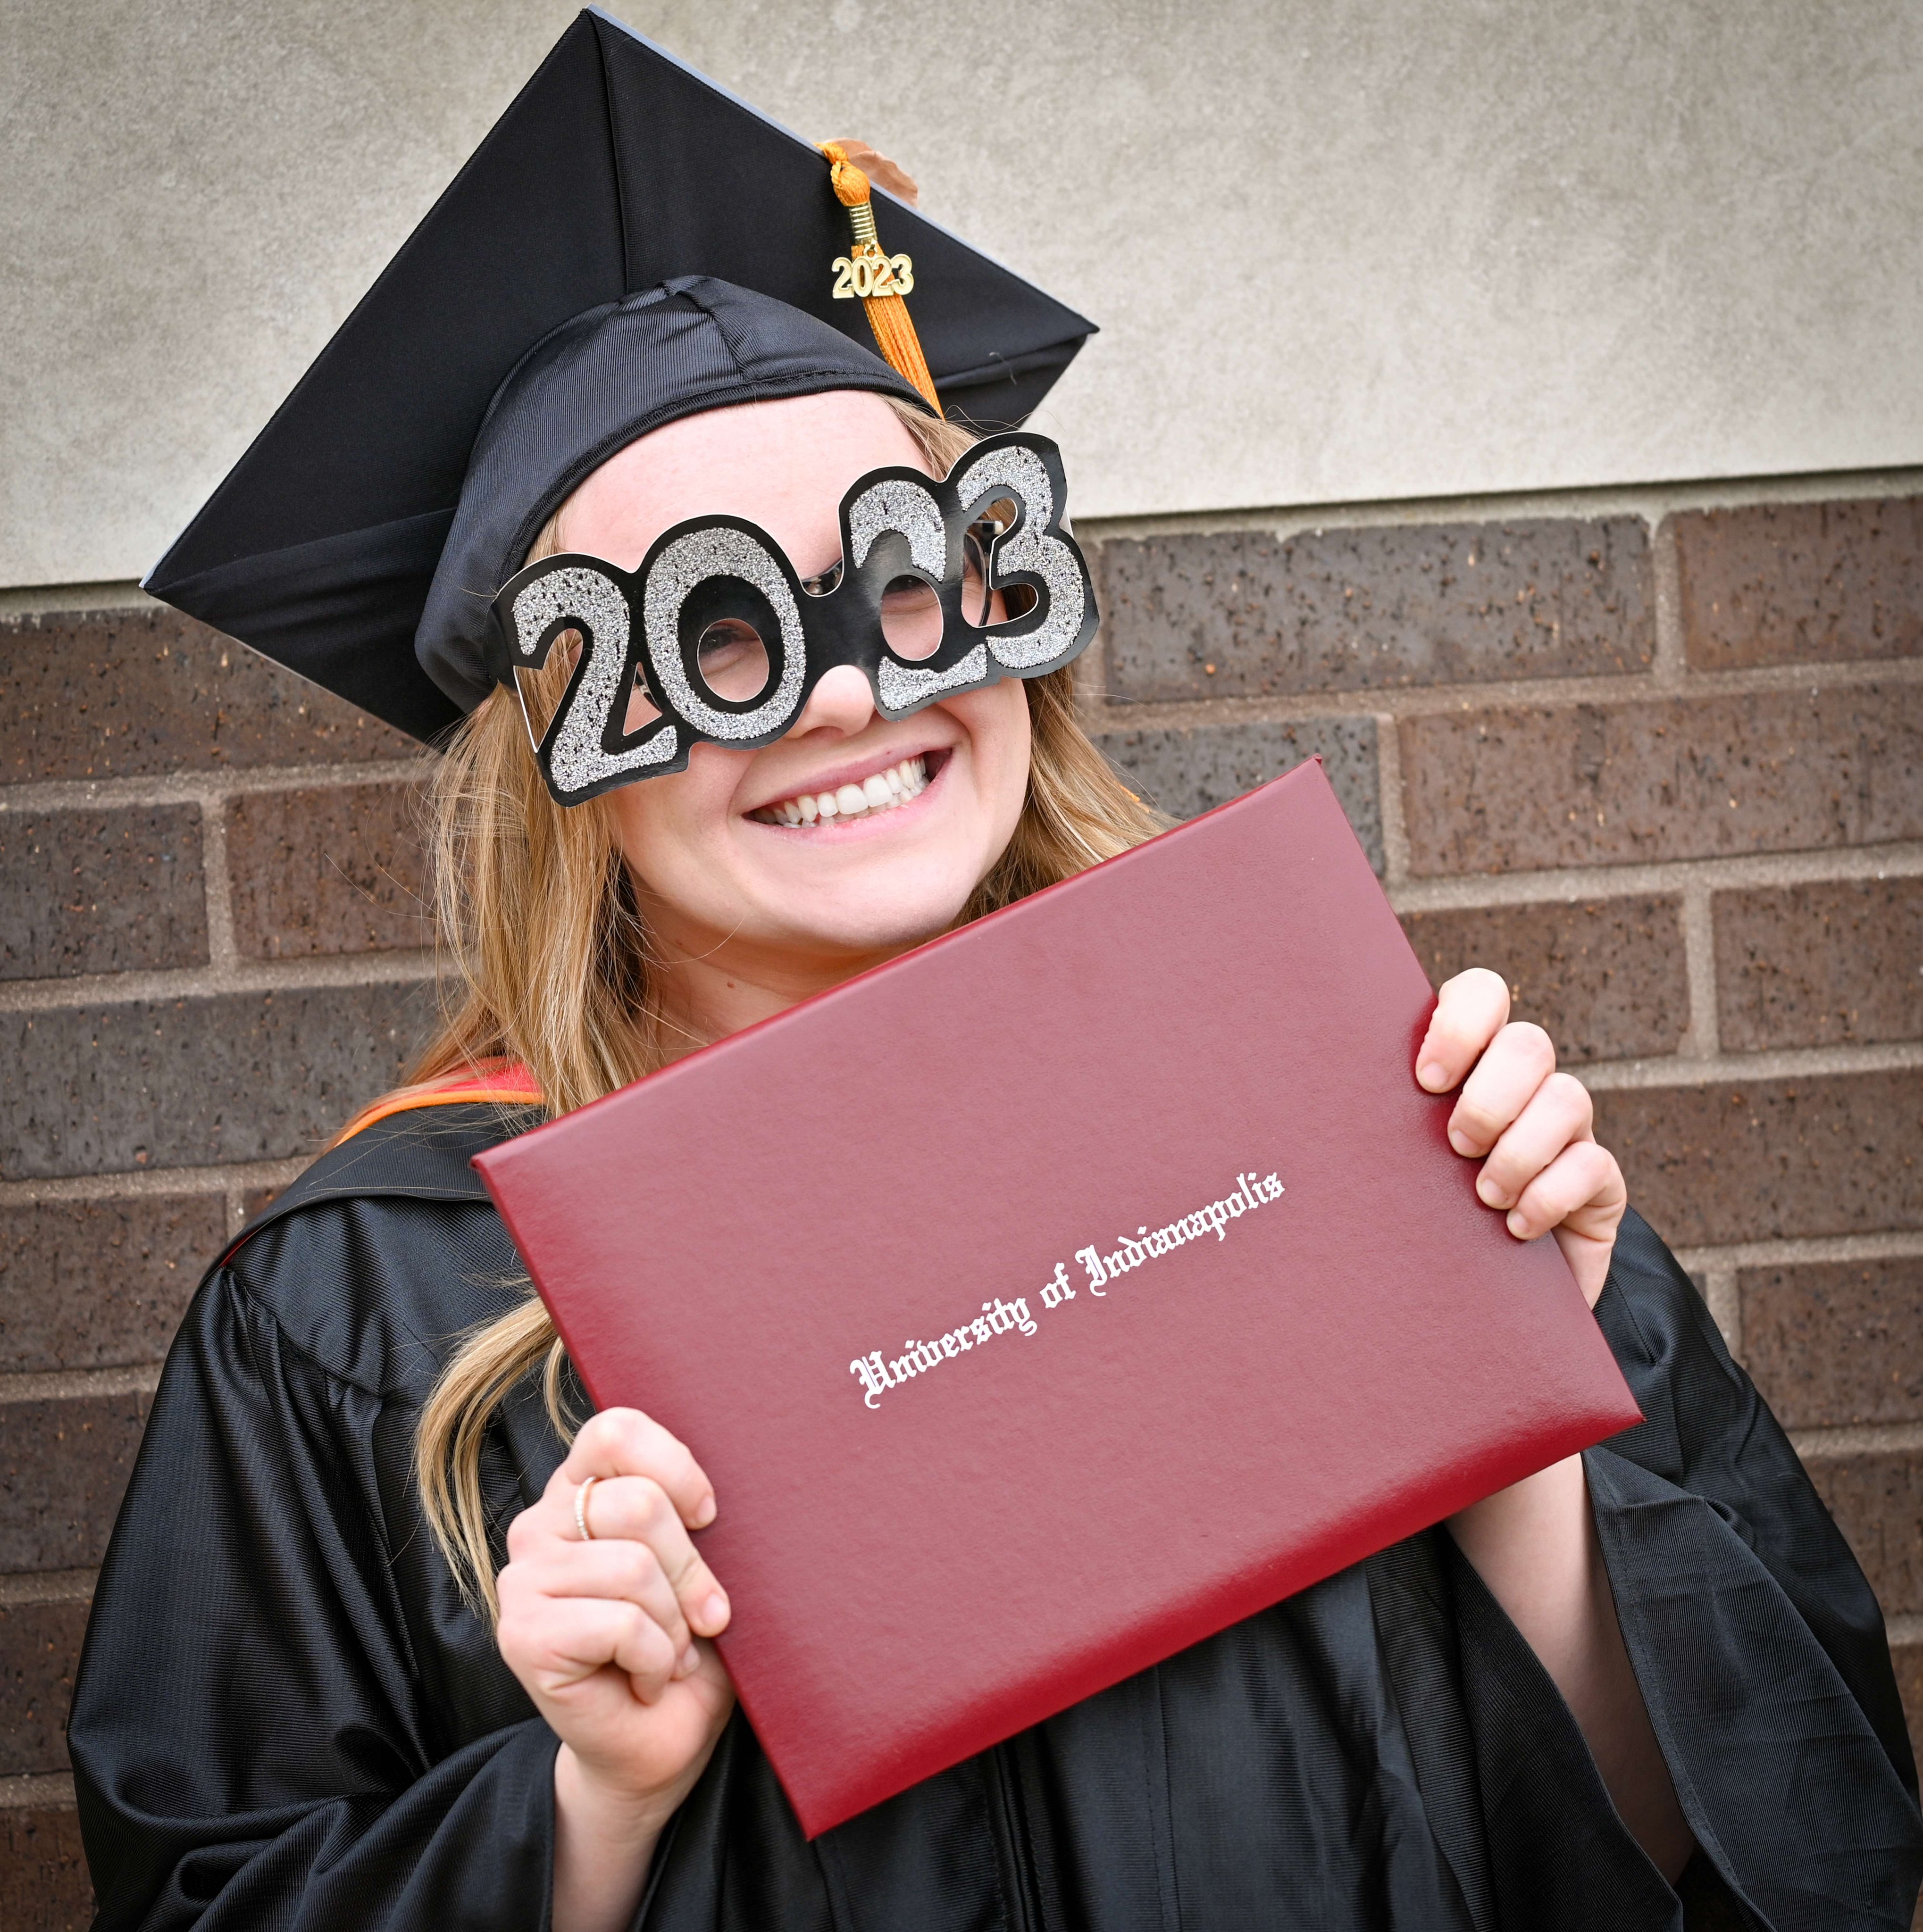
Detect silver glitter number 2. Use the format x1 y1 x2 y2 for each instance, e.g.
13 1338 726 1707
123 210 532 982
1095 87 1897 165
507 565 679 804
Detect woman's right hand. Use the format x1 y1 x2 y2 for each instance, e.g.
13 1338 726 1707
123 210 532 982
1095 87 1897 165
497 1408 735 1931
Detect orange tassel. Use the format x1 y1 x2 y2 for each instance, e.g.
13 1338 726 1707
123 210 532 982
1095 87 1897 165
819 142 944 417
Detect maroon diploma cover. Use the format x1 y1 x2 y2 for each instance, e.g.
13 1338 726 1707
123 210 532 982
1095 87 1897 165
475 760 1641 1835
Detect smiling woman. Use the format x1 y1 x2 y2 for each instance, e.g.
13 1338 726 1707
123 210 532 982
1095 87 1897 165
404 390 1163 1671
66 16 1922 1932
418 390 1156 1126
591 403 1047 983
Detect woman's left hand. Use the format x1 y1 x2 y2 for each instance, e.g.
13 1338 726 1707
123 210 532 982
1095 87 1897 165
1414 967 1627 1307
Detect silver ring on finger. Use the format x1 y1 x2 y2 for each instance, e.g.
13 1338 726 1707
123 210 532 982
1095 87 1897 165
574 1474 599 1543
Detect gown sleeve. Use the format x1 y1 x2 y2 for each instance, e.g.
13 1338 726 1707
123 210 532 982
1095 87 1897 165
1469 1207 1923 1930
68 1260 562 1932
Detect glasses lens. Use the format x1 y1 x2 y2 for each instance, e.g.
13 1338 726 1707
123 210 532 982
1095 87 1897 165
962 532 992 626
879 576 943 661
623 662 663 734
694 617 772 702
512 628 586 743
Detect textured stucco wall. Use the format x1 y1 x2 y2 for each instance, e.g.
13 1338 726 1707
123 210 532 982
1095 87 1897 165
4 0 1923 586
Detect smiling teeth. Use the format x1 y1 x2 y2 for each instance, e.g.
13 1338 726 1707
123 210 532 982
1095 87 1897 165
752 757 929 826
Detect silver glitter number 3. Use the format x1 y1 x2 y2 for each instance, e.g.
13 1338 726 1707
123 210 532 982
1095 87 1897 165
949 443 1087 673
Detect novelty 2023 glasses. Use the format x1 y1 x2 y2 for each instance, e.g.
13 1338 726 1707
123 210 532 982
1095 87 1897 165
487 432 1096 806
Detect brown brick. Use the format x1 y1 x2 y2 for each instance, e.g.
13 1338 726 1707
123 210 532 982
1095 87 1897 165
0 1199 218 1374
1092 717 1383 870
0 1600 89 1776
1593 1071 1923 1247
1399 897 1687 1065
226 782 432 959
1398 685 1923 877
1673 498 1923 670
1806 1449 1922 1616
0 1805 92 1931
1739 1258 1923 1429
0 808 207 981
1097 518 1651 703
1894 1639 1923 1779
2 982 434 1182
0 605 418 781
1714 878 1923 1051
0 1392 150 1572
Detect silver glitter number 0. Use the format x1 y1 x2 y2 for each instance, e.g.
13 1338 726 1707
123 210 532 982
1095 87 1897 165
641 526 808 743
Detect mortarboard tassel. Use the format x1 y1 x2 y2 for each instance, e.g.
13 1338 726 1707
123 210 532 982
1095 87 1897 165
820 142 945 418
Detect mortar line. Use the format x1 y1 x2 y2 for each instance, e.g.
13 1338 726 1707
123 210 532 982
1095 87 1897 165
1788 1420 1923 1458
1371 713 1411 887
1089 653 1923 733
1094 678 1665 732
0 1365 161 1404
1890 1613 1923 1649
0 1568 97 1607
1696 1264 1740 1356
198 795 239 973
0 949 439 1012
1576 1039 1923 1091
1676 879 1721 1062
0 1772 76 1809
0 576 150 616
0 759 425 814
1648 509 1686 692
1072 466 1923 546
1386 841 1923 914
0 1157 308 1208
1672 1230 1923 1273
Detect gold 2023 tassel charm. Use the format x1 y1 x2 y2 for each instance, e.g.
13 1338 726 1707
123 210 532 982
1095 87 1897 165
819 142 943 417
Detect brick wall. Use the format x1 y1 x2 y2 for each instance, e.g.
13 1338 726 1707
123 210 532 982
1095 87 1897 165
2 473 1921 1918
0 603 432 1925
1080 478 1923 1829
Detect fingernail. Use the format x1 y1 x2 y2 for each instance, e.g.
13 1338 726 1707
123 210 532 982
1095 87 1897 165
1449 1129 1476 1155
697 1589 729 1633
1507 1209 1529 1237
1418 1062 1448 1091
675 1643 701 1679
1477 1175 1506 1207
694 1493 718 1528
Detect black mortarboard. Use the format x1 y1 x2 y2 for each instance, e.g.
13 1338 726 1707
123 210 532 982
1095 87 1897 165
143 9 1095 742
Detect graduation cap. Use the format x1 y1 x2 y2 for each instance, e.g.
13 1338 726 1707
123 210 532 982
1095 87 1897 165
143 8 1096 743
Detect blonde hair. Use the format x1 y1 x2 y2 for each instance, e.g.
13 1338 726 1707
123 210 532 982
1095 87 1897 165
412 398 1162 1611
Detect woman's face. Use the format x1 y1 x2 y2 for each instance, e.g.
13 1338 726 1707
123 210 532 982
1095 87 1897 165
559 390 1031 992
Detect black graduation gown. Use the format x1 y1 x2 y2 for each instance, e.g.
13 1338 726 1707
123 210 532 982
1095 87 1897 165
69 1105 1923 1931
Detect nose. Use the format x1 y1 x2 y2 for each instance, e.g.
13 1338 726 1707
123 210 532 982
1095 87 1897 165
788 663 877 740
